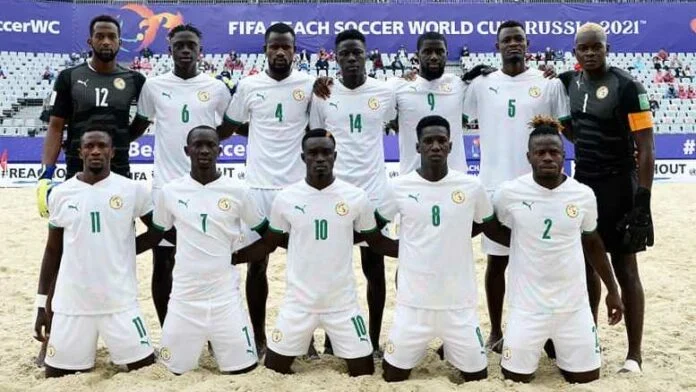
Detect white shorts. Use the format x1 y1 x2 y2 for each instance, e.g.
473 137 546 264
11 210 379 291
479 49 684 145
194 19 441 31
237 188 281 249
384 305 487 373
152 188 173 247
159 299 258 374
45 307 154 370
268 304 373 359
482 190 509 256
501 307 601 374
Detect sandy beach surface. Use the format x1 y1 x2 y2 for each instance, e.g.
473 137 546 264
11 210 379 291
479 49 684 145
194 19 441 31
1 184 695 392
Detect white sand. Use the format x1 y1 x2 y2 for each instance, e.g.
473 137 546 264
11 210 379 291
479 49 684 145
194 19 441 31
1 184 695 392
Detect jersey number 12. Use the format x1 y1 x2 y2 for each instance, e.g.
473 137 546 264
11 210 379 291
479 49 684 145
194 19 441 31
95 88 109 107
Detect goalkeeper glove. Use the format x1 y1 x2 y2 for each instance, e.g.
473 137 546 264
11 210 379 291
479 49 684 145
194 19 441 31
36 164 56 218
617 187 654 252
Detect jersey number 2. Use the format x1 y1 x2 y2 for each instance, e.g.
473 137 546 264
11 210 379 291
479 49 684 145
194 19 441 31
542 218 552 239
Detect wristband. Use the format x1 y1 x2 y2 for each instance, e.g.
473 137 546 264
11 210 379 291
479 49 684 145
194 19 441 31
35 294 47 308
39 165 56 180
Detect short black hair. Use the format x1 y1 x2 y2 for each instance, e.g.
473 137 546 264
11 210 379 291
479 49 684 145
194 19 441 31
186 125 218 145
168 23 201 40
302 128 336 150
89 15 120 36
80 127 114 146
416 115 450 140
527 115 564 149
265 23 296 44
497 20 525 40
417 32 447 51
335 29 365 47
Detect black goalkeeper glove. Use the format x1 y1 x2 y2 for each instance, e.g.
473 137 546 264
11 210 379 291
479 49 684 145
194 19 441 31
462 64 497 83
617 187 654 252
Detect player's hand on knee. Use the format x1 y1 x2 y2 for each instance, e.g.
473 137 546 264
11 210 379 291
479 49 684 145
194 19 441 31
36 165 57 218
605 292 624 325
313 77 334 99
617 187 654 251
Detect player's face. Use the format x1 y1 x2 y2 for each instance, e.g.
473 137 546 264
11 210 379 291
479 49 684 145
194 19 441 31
418 39 447 79
79 131 114 174
574 31 608 71
527 135 565 179
416 126 451 165
185 129 220 171
496 27 527 62
302 137 336 178
265 32 295 74
88 22 121 63
169 31 201 69
336 39 366 78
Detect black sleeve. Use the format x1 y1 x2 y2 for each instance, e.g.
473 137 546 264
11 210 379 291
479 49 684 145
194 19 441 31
619 77 651 115
50 68 72 119
133 72 147 103
558 70 575 93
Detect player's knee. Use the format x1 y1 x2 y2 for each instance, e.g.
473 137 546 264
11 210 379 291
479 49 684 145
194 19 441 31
382 360 410 382
461 367 488 382
501 367 534 383
126 353 156 371
561 368 599 383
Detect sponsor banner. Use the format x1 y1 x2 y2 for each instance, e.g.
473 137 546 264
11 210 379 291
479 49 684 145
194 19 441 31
4 1 696 57
653 159 696 182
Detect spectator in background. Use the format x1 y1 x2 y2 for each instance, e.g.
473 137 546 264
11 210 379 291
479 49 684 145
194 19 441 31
658 48 669 63
665 84 678 99
232 58 244 72
315 48 329 76
0 66 5 79
140 47 153 59
41 66 54 83
535 52 543 62
410 54 419 71
390 54 405 76
299 49 309 62
224 52 236 71
130 56 142 70
140 57 152 71
669 55 683 77
688 85 696 99
678 84 689 99
544 47 554 62
298 57 310 73
397 45 407 59
649 94 660 116
554 49 564 62
628 57 646 73
663 70 675 84
461 45 470 58
652 56 662 71
327 49 335 61
654 69 665 83
248 66 259 76
372 51 385 75
683 65 694 82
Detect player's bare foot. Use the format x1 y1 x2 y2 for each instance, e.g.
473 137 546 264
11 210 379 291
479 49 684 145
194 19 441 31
486 334 504 354
617 359 642 373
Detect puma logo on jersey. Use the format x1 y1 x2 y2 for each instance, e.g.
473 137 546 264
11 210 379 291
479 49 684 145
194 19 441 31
359 337 368 342
488 87 499 94
178 199 190 208
76 79 88 87
256 93 266 101
161 92 171 99
140 339 150 347
329 102 339 110
294 204 307 214
68 204 79 212
246 349 255 355
407 193 420 203
522 201 534 210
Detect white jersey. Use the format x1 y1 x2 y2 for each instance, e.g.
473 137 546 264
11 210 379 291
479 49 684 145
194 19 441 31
391 74 468 174
309 78 396 202
269 179 377 313
153 175 265 304
463 69 570 190
224 71 314 189
494 174 598 313
48 174 151 315
136 72 231 189
378 170 493 309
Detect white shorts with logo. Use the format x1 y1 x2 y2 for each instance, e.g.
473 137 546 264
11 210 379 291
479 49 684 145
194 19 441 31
384 305 487 373
159 299 257 374
482 189 509 256
501 306 601 374
268 303 373 359
236 188 281 249
45 307 154 370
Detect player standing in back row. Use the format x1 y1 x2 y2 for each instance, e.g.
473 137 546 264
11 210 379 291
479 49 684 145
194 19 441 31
37 15 146 217
130 24 231 326
217 23 314 355
309 29 396 356
463 20 570 352
559 23 655 373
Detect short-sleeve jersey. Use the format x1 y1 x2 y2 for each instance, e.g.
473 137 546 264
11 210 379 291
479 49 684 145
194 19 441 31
47 174 151 315
559 67 654 179
224 71 314 189
50 63 145 177
390 74 468 174
494 174 598 313
269 179 377 313
153 175 265 304
309 77 396 202
464 69 570 190
136 72 230 189
377 170 493 309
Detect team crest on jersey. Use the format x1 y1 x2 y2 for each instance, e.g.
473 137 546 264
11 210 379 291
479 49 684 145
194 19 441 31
502 346 512 360
565 204 579 218
271 329 283 343
528 86 542 98
368 97 380 110
335 201 349 216
439 83 452 93
109 196 123 209
46 345 56 358
113 78 126 90
218 197 231 211
159 347 172 361
197 91 210 102
451 190 465 204
292 89 305 101
385 340 395 354
596 86 609 100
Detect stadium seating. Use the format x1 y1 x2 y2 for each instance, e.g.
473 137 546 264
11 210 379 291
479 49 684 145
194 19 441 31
1 50 695 136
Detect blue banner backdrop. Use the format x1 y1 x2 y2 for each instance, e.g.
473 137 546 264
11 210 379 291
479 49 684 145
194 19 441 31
2 1 696 58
